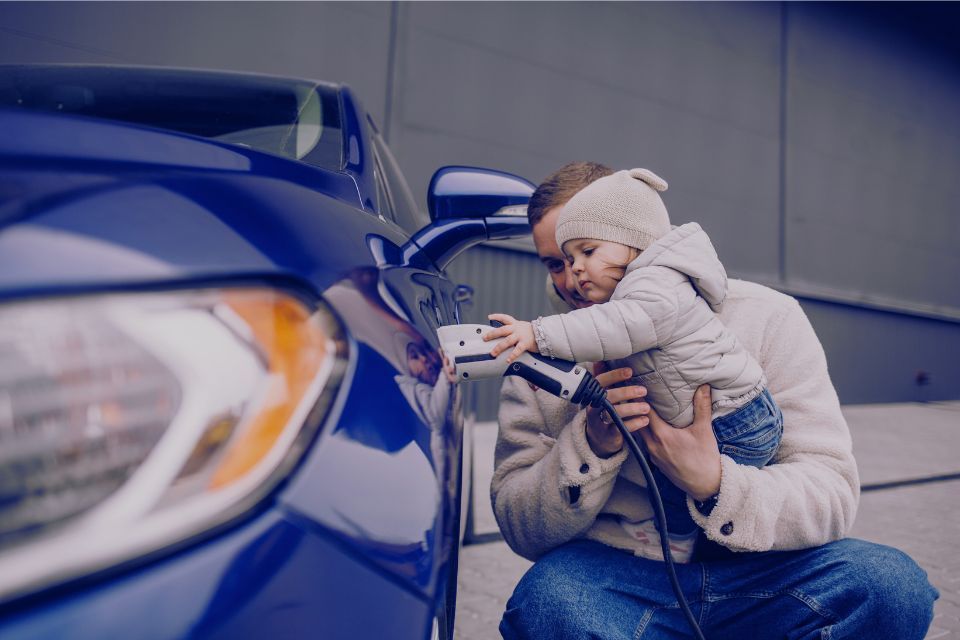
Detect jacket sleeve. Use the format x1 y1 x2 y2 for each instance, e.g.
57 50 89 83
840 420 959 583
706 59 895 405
490 375 628 561
688 298 860 551
533 273 679 362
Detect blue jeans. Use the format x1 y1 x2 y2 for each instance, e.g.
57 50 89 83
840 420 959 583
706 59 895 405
500 538 938 639
657 389 783 536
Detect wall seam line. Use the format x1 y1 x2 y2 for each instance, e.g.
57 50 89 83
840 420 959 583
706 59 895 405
382 0 400 143
779 1 789 284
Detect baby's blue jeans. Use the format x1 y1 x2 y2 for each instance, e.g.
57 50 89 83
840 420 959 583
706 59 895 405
500 537 938 639
657 388 783 536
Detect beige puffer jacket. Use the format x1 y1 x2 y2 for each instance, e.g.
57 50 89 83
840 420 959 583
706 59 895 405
533 222 765 426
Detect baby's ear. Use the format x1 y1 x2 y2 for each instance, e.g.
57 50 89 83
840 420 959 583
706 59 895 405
628 168 668 192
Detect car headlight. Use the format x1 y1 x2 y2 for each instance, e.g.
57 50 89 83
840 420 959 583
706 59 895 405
0 287 348 602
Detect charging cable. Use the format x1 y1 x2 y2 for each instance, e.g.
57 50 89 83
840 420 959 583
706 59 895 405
573 376 708 640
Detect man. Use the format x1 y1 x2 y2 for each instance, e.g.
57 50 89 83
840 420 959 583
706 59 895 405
492 162 937 638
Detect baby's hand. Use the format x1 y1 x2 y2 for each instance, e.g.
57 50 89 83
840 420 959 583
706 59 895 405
484 313 539 363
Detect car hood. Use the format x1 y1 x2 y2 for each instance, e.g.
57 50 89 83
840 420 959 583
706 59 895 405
0 109 412 298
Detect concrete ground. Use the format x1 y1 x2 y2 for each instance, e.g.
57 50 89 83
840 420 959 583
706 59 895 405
455 401 960 639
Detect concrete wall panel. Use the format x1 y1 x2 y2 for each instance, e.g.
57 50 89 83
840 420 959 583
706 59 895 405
785 5 960 310
394 2 783 281
801 300 960 405
0 1 393 124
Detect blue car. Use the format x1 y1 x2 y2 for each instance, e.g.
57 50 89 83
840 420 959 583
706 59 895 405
0 65 533 639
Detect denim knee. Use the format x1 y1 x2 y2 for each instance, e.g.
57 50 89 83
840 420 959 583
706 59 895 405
824 540 938 639
500 551 588 638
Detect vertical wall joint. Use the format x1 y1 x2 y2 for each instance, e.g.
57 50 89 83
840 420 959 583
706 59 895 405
383 1 401 143
778 1 789 284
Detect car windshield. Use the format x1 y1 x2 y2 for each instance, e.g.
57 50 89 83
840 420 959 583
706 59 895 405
0 65 343 171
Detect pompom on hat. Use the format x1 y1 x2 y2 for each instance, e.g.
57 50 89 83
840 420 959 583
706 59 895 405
556 168 671 253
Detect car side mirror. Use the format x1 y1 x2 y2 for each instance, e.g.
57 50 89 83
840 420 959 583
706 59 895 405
409 166 534 270
427 166 535 221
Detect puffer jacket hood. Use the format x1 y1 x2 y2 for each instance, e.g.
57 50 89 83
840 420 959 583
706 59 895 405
627 222 727 312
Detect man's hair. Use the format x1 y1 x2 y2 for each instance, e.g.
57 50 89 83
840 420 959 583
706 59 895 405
527 161 615 226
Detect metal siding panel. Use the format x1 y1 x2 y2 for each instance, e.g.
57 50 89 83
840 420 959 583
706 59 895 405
447 246 550 421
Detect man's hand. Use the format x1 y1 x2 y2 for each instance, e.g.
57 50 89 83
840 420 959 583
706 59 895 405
485 313 538 363
636 385 721 502
584 363 650 457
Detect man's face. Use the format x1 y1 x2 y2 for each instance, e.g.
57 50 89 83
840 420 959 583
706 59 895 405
406 340 440 386
531 206 592 309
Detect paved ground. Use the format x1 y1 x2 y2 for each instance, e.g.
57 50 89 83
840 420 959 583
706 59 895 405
455 401 960 639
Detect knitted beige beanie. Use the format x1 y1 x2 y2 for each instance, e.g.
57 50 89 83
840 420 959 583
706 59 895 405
556 168 670 252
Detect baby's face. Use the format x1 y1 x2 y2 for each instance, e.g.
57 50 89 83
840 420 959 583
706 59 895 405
563 239 637 303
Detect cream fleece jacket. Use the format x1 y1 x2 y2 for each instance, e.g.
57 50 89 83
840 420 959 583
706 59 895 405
491 278 859 561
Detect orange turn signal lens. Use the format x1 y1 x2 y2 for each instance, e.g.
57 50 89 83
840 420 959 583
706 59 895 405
209 292 331 488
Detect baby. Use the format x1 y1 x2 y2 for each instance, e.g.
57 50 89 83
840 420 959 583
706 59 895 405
487 168 783 557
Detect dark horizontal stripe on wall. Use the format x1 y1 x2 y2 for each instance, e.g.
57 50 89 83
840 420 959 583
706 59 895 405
861 472 960 493
463 474 960 547
464 531 505 546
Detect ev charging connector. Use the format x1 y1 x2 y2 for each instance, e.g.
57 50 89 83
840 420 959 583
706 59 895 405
437 323 605 408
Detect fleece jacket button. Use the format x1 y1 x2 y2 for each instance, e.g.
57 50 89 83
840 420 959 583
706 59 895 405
579 463 590 474
720 522 734 536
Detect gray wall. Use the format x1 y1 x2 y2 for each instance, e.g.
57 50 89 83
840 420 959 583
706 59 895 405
0 2 395 123
785 5 960 313
2 2 958 416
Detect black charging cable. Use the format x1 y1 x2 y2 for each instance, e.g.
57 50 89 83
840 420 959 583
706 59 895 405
573 376 708 640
